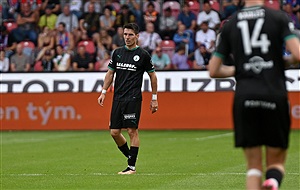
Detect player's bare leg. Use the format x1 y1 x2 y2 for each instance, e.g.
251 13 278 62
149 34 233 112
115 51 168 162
110 129 130 158
244 146 263 190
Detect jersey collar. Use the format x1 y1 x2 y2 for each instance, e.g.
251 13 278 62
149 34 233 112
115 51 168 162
125 45 139 51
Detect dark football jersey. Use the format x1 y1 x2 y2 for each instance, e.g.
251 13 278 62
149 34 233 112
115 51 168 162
214 6 297 97
108 46 155 101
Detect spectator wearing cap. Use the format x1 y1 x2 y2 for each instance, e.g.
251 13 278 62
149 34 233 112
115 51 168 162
142 2 160 31
55 4 79 33
195 20 216 53
38 5 57 30
10 43 31 72
159 7 177 40
72 45 94 71
177 2 197 31
99 6 116 37
196 1 220 31
115 4 136 28
79 3 101 40
193 44 211 70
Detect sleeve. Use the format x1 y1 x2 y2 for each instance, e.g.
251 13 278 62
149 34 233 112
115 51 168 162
144 51 155 73
281 13 298 41
107 50 116 70
213 24 231 60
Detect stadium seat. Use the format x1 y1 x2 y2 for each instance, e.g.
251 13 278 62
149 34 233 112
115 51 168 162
94 61 101 71
209 0 220 12
20 40 35 57
77 40 96 55
188 1 201 16
163 1 181 18
160 40 176 61
4 22 18 32
264 0 280 10
34 61 43 71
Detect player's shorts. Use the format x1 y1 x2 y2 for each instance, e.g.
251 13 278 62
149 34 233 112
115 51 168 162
233 95 291 149
110 100 142 129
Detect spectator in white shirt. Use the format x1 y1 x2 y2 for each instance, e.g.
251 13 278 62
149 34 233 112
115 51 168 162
138 22 162 54
197 1 221 30
195 21 216 53
69 0 82 18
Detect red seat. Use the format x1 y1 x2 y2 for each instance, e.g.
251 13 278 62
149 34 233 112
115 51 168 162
4 22 18 32
209 0 220 12
264 0 280 10
188 1 201 16
77 40 96 55
160 40 176 61
34 61 43 71
163 1 181 18
94 61 101 71
20 40 35 49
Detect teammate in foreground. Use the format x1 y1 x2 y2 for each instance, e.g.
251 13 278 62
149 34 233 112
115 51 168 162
209 0 300 189
98 23 158 175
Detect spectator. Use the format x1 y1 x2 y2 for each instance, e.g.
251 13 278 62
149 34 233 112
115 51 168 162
69 0 82 19
36 26 55 61
159 7 177 40
197 1 221 30
177 2 197 31
12 3 38 45
2 0 18 20
41 0 61 15
40 50 54 71
0 25 17 58
139 22 162 54
143 0 160 13
79 3 100 41
284 3 300 29
171 44 190 70
173 23 194 54
53 44 71 71
98 29 113 51
56 22 75 54
222 0 240 19
38 5 57 30
151 47 171 70
119 0 143 26
95 35 108 63
193 44 211 70
10 43 31 72
0 50 10 72
115 4 136 29
84 0 102 13
97 50 111 71
100 6 116 37
72 45 94 71
112 26 125 50
142 2 160 31
56 4 79 33
195 21 216 53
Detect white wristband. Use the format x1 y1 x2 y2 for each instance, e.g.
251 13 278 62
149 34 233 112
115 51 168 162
152 94 157 101
102 89 107 94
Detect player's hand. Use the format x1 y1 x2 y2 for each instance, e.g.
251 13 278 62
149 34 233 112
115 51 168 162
98 94 105 107
150 100 158 114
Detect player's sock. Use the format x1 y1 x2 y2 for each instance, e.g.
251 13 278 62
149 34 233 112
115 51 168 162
265 168 283 187
118 142 130 158
128 146 139 168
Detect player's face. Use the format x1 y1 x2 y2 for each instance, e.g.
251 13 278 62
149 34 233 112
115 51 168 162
123 28 138 49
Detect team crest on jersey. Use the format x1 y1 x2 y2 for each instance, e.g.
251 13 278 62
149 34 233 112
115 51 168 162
244 56 273 74
133 55 140 62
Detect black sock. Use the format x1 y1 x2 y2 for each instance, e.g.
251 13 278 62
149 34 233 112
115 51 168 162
266 168 283 187
128 146 139 168
118 142 130 158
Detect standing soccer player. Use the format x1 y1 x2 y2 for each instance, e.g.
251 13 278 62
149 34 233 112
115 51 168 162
209 0 300 189
97 23 158 175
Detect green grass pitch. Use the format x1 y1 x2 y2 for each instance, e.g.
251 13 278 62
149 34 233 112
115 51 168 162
1 130 299 190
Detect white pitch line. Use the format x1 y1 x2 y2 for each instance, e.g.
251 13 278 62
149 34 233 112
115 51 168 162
168 132 233 141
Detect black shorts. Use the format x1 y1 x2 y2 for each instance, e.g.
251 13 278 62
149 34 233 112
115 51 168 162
110 101 142 129
233 95 291 149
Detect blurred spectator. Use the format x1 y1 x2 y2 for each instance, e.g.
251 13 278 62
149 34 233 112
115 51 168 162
97 50 111 71
171 44 190 70
0 50 10 72
119 0 142 26
222 0 240 19
173 24 194 54
177 2 197 31
55 4 79 33
2 0 18 20
36 26 55 61
193 44 211 70
98 29 113 51
159 7 177 40
112 26 125 50
72 45 94 71
79 3 100 41
40 50 54 71
142 2 160 31
69 0 82 19
139 22 162 54
115 4 136 29
151 47 171 70
143 0 160 13
195 21 216 53
0 25 17 58
10 43 31 72
12 3 38 45
53 44 71 71
38 5 57 30
84 0 102 13
56 22 75 54
197 1 221 30
100 6 116 37
41 0 61 15
284 3 300 29
95 35 108 62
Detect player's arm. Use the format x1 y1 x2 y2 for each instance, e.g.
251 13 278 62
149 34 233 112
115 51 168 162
208 55 235 78
148 71 158 114
97 69 115 106
285 37 300 65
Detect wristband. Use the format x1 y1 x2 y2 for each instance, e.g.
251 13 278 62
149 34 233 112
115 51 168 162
152 94 157 101
102 89 107 94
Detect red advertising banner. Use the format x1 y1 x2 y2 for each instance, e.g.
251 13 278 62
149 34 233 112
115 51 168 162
1 92 299 130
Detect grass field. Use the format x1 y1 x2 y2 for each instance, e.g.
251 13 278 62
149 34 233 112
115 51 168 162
1 130 299 190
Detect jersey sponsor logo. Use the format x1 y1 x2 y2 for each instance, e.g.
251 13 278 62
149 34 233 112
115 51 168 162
133 55 140 62
237 9 265 20
244 100 276 110
123 113 136 120
116 62 137 71
244 56 273 74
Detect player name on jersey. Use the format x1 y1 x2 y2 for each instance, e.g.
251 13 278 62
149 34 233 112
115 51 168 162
238 9 265 20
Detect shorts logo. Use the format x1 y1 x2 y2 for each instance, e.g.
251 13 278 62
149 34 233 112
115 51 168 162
133 55 140 62
244 100 276 110
244 56 273 74
124 113 136 120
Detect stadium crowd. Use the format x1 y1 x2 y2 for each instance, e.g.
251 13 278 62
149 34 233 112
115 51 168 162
0 0 299 72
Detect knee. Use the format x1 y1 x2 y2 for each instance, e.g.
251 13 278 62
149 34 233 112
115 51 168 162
127 128 138 138
110 129 121 138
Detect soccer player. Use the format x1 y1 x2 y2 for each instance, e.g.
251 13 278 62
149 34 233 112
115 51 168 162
97 23 158 175
208 0 300 189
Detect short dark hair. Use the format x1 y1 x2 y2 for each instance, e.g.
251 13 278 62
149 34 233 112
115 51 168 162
123 23 140 34
59 22 66 28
